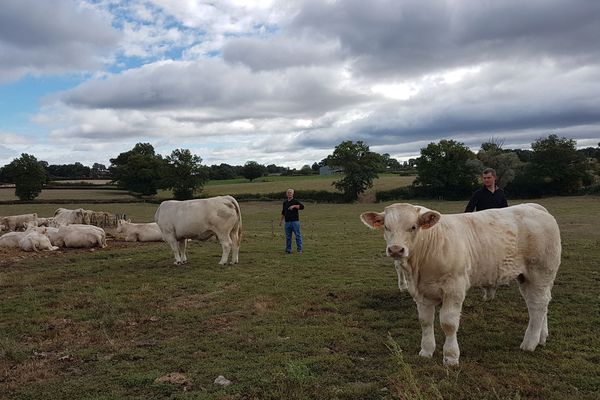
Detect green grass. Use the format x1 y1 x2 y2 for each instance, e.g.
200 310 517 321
0 197 599 399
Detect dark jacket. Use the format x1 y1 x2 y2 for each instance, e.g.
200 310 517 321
282 199 304 222
465 186 508 212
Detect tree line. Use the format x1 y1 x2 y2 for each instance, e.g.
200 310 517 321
0 134 598 201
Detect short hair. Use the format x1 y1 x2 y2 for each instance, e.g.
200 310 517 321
482 168 497 177
286 188 294 194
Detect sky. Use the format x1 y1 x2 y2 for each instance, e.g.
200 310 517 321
1 0 600 169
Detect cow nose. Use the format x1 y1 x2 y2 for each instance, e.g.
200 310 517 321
387 245 406 258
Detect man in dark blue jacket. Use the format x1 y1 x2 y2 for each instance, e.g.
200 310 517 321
279 188 304 254
465 168 508 212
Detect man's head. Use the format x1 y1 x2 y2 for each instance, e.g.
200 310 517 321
482 168 497 189
286 188 294 200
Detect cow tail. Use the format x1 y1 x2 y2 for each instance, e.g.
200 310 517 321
229 196 243 246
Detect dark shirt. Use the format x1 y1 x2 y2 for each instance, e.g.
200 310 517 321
465 186 508 212
282 199 305 222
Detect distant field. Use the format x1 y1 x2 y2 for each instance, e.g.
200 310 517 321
0 196 598 399
196 173 414 198
2 174 414 203
0 188 136 202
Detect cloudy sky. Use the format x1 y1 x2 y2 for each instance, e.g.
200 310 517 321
1 0 599 169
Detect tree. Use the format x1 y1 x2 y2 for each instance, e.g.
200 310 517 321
299 165 313 175
109 143 166 195
528 134 591 194
412 139 480 199
91 163 110 179
241 161 266 182
2 153 48 200
325 140 382 201
209 163 238 180
162 149 208 200
477 141 522 188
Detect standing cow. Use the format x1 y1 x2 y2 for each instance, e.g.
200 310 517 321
360 203 561 365
155 196 242 265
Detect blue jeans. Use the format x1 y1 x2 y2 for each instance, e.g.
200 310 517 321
284 221 302 253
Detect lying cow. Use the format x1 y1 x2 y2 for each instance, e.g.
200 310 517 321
0 213 38 231
360 203 561 366
116 219 163 242
19 230 59 252
0 226 48 248
155 195 242 265
53 224 107 248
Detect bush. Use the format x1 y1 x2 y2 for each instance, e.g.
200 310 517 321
375 187 415 202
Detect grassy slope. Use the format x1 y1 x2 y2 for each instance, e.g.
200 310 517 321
0 197 599 399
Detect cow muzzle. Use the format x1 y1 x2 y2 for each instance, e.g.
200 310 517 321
387 245 408 259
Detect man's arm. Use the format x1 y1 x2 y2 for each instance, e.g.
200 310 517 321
465 193 477 212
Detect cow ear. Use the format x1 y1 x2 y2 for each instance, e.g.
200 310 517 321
127 219 131 223
418 211 441 229
360 212 385 229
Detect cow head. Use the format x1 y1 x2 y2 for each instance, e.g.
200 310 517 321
360 203 441 260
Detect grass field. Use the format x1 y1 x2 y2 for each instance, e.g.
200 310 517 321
0 196 599 399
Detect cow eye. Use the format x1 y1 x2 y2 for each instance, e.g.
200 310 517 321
410 225 417 231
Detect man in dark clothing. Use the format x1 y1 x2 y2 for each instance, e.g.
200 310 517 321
465 168 508 212
279 188 304 254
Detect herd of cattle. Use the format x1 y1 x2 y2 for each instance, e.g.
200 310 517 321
0 207 157 251
1 197 562 366
0 195 243 266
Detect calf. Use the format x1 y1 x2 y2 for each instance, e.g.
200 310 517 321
361 203 561 365
19 231 59 252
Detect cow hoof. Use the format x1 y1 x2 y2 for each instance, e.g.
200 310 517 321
520 340 538 352
419 349 433 358
443 356 459 366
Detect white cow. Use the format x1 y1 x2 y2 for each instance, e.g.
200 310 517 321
52 208 90 227
54 224 107 248
116 219 163 242
155 195 242 265
19 231 59 252
0 226 47 248
361 203 561 366
0 213 38 231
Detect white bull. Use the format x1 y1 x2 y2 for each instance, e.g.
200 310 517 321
361 203 561 366
0 213 38 231
116 219 163 242
155 196 242 265
52 208 90 227
54 224 107 248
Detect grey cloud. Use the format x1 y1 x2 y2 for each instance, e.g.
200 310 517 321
0 0 120 82
289 0 600 78
60 58 370 117
222 36 341 71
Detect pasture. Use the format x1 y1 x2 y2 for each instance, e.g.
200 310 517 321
0 196 599 399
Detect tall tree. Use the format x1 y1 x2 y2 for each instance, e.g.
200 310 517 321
241 161 266 182
326 140 382 201
2 153 48 200
413 139 480 199
477 141 522 188
109 143 166 195
162 149 208 200
529 134 591 194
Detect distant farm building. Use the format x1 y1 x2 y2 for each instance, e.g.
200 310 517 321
319 166 344 176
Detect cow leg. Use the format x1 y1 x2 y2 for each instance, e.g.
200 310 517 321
416 301 436 358
394 260 408 291
178 239 188 264
229 229 239 264
518 281 551 351
217 233 232 265
440 294 464 366
164 236 182 265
